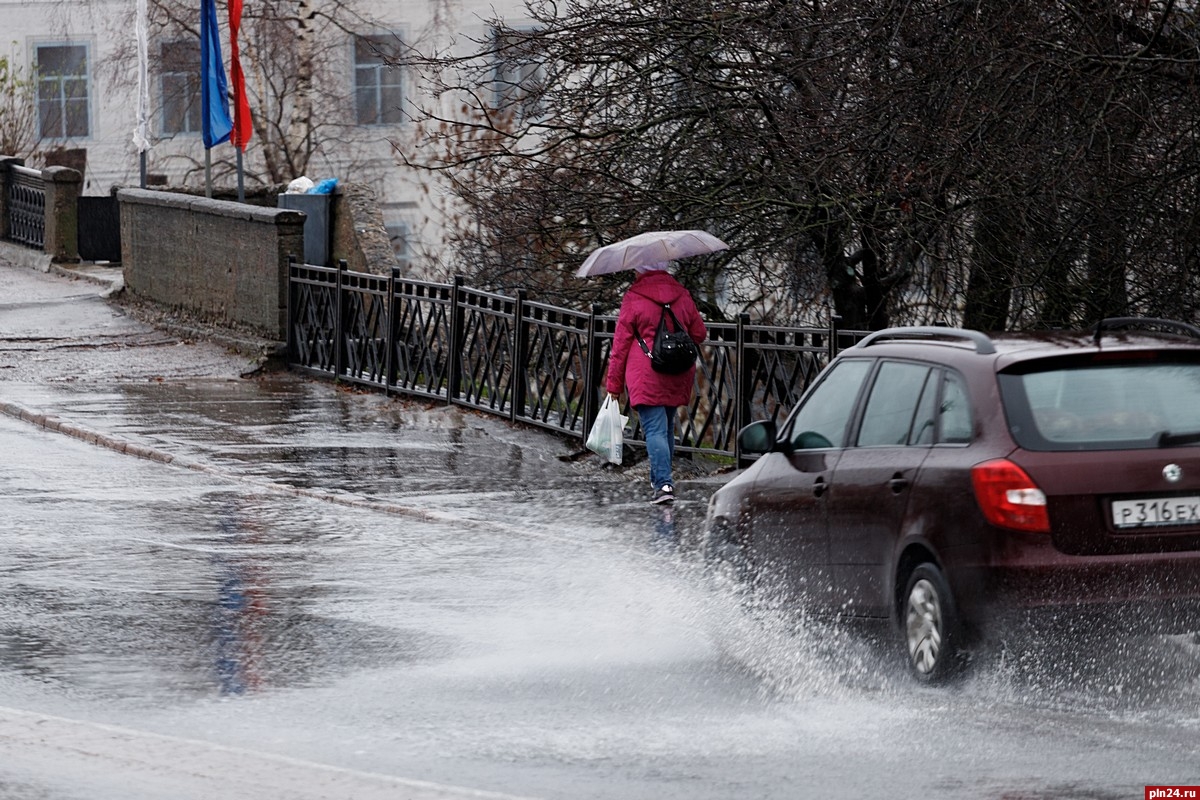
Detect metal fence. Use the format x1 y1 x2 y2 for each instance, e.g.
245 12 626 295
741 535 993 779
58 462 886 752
288 258 869 461
7 165 45 249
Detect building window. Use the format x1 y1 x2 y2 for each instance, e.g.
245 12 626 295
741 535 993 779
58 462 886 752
355 35 404 125
161 40 201 135
35 44 90 139
491 29 543 118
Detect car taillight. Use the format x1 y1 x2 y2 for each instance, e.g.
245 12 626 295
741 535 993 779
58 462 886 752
970 459 1050 533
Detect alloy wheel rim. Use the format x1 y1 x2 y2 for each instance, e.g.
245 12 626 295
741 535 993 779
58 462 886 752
905 578 942 674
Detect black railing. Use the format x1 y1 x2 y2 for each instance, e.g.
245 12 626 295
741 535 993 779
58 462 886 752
8 164 45 249
287 257 869 460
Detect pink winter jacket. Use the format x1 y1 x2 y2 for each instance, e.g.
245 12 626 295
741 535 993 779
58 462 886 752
605 271 707 408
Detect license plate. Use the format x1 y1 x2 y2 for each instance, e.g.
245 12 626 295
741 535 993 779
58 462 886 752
1111 496 1200 529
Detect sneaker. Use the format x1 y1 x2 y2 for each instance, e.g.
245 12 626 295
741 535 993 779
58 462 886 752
651 485 675 505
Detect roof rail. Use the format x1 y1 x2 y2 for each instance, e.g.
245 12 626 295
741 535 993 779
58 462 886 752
854 326 996 355
1092 317 1200 345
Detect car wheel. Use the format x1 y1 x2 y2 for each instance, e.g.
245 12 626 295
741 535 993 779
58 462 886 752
902 563 961 684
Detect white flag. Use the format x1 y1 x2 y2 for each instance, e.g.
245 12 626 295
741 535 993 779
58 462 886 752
132 0 151 153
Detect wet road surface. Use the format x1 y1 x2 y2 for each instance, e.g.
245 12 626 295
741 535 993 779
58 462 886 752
2 256 1200 799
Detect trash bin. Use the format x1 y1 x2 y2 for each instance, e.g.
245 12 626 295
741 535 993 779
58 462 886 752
277 193 332 266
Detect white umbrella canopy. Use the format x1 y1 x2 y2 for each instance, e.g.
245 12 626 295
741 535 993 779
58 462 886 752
575 230 729 277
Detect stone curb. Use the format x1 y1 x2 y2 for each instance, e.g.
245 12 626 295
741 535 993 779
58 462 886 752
0 240 53 272
47 261 125 290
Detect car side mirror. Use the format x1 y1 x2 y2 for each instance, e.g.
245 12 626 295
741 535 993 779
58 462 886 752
738 419 778 455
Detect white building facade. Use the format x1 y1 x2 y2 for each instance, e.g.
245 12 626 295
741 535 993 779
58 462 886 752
2 0 532 273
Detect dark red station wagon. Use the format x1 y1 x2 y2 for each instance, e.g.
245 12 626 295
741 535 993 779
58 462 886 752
701 318 1200 682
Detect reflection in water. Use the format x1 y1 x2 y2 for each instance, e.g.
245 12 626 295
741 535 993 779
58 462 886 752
212 502 267 695
652 504 678 551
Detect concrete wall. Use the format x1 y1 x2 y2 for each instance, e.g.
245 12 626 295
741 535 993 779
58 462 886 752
118 188 304 340
42 167 83 264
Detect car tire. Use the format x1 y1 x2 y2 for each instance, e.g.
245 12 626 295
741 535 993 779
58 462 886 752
901 563 961 684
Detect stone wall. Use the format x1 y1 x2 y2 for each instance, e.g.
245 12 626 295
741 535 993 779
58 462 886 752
118 188 304 340
330 183 401 276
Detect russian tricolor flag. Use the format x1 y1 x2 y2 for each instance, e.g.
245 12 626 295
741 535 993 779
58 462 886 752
200 0 251 151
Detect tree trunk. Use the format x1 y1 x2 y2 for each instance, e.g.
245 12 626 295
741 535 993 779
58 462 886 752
962 200 1017 332
287 0 315 179
1084 224 1128 322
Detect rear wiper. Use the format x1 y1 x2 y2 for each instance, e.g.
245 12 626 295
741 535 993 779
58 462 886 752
1155 430 1200 447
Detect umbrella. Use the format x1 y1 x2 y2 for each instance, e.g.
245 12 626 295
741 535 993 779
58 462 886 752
576 230 728 277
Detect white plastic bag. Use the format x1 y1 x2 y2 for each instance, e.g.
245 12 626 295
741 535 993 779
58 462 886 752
586 396 627 465
286 176 315 194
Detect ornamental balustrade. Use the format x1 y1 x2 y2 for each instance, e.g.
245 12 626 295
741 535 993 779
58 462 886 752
7 164 46 249
288 257 868 461
2 158 85 262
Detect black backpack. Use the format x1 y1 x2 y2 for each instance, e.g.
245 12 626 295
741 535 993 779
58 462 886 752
636 302 699 375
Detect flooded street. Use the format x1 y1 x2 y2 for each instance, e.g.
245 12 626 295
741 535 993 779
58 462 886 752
5 378 1200 800
3 259 1200 799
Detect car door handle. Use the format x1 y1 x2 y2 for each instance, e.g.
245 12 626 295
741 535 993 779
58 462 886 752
813 477 828 498
888 474 909 493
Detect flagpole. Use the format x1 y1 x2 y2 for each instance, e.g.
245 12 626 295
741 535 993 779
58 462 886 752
229 0 252 204
200 0 232 197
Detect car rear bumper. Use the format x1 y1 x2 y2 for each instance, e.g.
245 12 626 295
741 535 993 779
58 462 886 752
951 531 1200 634
978 593 1200 636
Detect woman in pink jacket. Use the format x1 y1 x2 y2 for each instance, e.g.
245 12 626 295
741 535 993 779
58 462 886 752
606 263 707 504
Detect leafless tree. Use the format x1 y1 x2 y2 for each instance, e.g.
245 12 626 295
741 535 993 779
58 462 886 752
399 0 1200 330
0 45 39 157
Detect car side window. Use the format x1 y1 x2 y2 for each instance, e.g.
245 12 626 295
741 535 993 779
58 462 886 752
788 359 872 449
857 362 934 446
938 371 972 444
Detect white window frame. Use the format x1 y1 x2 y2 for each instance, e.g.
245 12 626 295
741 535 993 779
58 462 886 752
354 33 405 126
160 39 202 136
34 41 92 140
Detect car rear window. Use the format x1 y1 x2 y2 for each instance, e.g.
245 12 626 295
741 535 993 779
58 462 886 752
998 353 1200 451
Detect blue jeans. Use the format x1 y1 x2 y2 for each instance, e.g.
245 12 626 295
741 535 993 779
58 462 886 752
636 405 676 490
